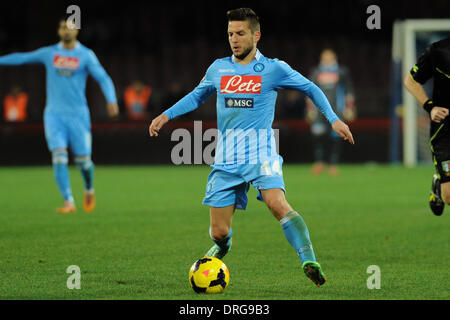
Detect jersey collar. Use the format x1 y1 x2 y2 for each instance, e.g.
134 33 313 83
231 48 262 63
57 41 80 50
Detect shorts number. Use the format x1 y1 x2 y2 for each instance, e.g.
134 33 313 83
260 160 282 176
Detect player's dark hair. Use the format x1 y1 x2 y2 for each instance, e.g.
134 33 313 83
227 8 260 33
321 48 337 55
57 16 67 28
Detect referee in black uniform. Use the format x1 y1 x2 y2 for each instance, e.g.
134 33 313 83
404 37 450 216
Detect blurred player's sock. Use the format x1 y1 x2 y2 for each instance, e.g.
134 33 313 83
205 227 233 259
280 211 316 263
75 156 94 192
52 150 74 204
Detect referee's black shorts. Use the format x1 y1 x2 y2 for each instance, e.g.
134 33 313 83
430 118 450 183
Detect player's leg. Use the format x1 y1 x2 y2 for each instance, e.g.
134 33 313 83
429 171 444 216
434 137 450 208
251 156 326 286
260 188 326 286
260 188 315 262
428 122 449 215
202 168 249 259
310 127 327 175
44 113 75 213
52 148 76 213
74 154 95 212
430 162 450 216
69 116 95 212
74 155 94 192
441 182 450 204
205 205 235 259
328 134 342 176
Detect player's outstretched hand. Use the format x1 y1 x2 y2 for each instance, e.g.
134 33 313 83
332 119 355 145
430 106 449 123
149 113 169 137
107 102 119 118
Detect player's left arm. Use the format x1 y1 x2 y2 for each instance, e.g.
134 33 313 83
86 50 119 118
276 61 354 144
305 68 319 122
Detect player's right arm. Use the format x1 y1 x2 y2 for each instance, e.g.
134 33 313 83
305 69 319 122
404 44 449 123
149 64 216 137
0 47 47 66
85 50 119 118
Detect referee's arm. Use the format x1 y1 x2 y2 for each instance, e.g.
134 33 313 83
403 73 429 106
404 73 449 123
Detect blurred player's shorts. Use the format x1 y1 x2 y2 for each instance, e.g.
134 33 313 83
44 112 92 156
311 122 328 136
202 155 286 210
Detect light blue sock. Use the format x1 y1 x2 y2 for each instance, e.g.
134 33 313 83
280 211 316 263
52 150 73 202
75 156 94 192
210 227 233 252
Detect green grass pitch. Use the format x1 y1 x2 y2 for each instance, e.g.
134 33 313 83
0 164 448 300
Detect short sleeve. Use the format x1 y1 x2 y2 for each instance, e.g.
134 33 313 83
410 45 433 84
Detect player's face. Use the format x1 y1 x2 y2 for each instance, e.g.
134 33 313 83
58 21 79 43
320 50 337 66
228 21 260 60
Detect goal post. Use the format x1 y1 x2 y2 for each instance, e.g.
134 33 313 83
391 19 450 167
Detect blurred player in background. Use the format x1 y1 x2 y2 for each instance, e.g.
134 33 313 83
149 8 354 287
404 37 450 216
0 19 119 213
306 49 356 176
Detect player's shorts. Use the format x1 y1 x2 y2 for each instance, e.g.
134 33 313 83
430 119 450 183
202 155 286 210
44 112 92 156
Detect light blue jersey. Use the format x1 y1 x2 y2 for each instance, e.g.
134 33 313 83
0 41 117 117
163 49 340 209
164 49 339 166
0 41 117 155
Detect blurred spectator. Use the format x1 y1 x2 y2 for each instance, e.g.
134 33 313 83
306 48 356 176
3 86 28 122
124 80 152 121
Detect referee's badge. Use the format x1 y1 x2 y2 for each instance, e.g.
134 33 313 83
442 161 450 175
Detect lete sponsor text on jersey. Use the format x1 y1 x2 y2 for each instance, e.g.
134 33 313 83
53 55 80 70
317 72 339 85
220 75 262 94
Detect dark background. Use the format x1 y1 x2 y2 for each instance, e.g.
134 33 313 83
0 0 448 164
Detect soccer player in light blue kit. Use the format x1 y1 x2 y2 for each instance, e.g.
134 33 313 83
0 19 119 213
150 8 354 286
